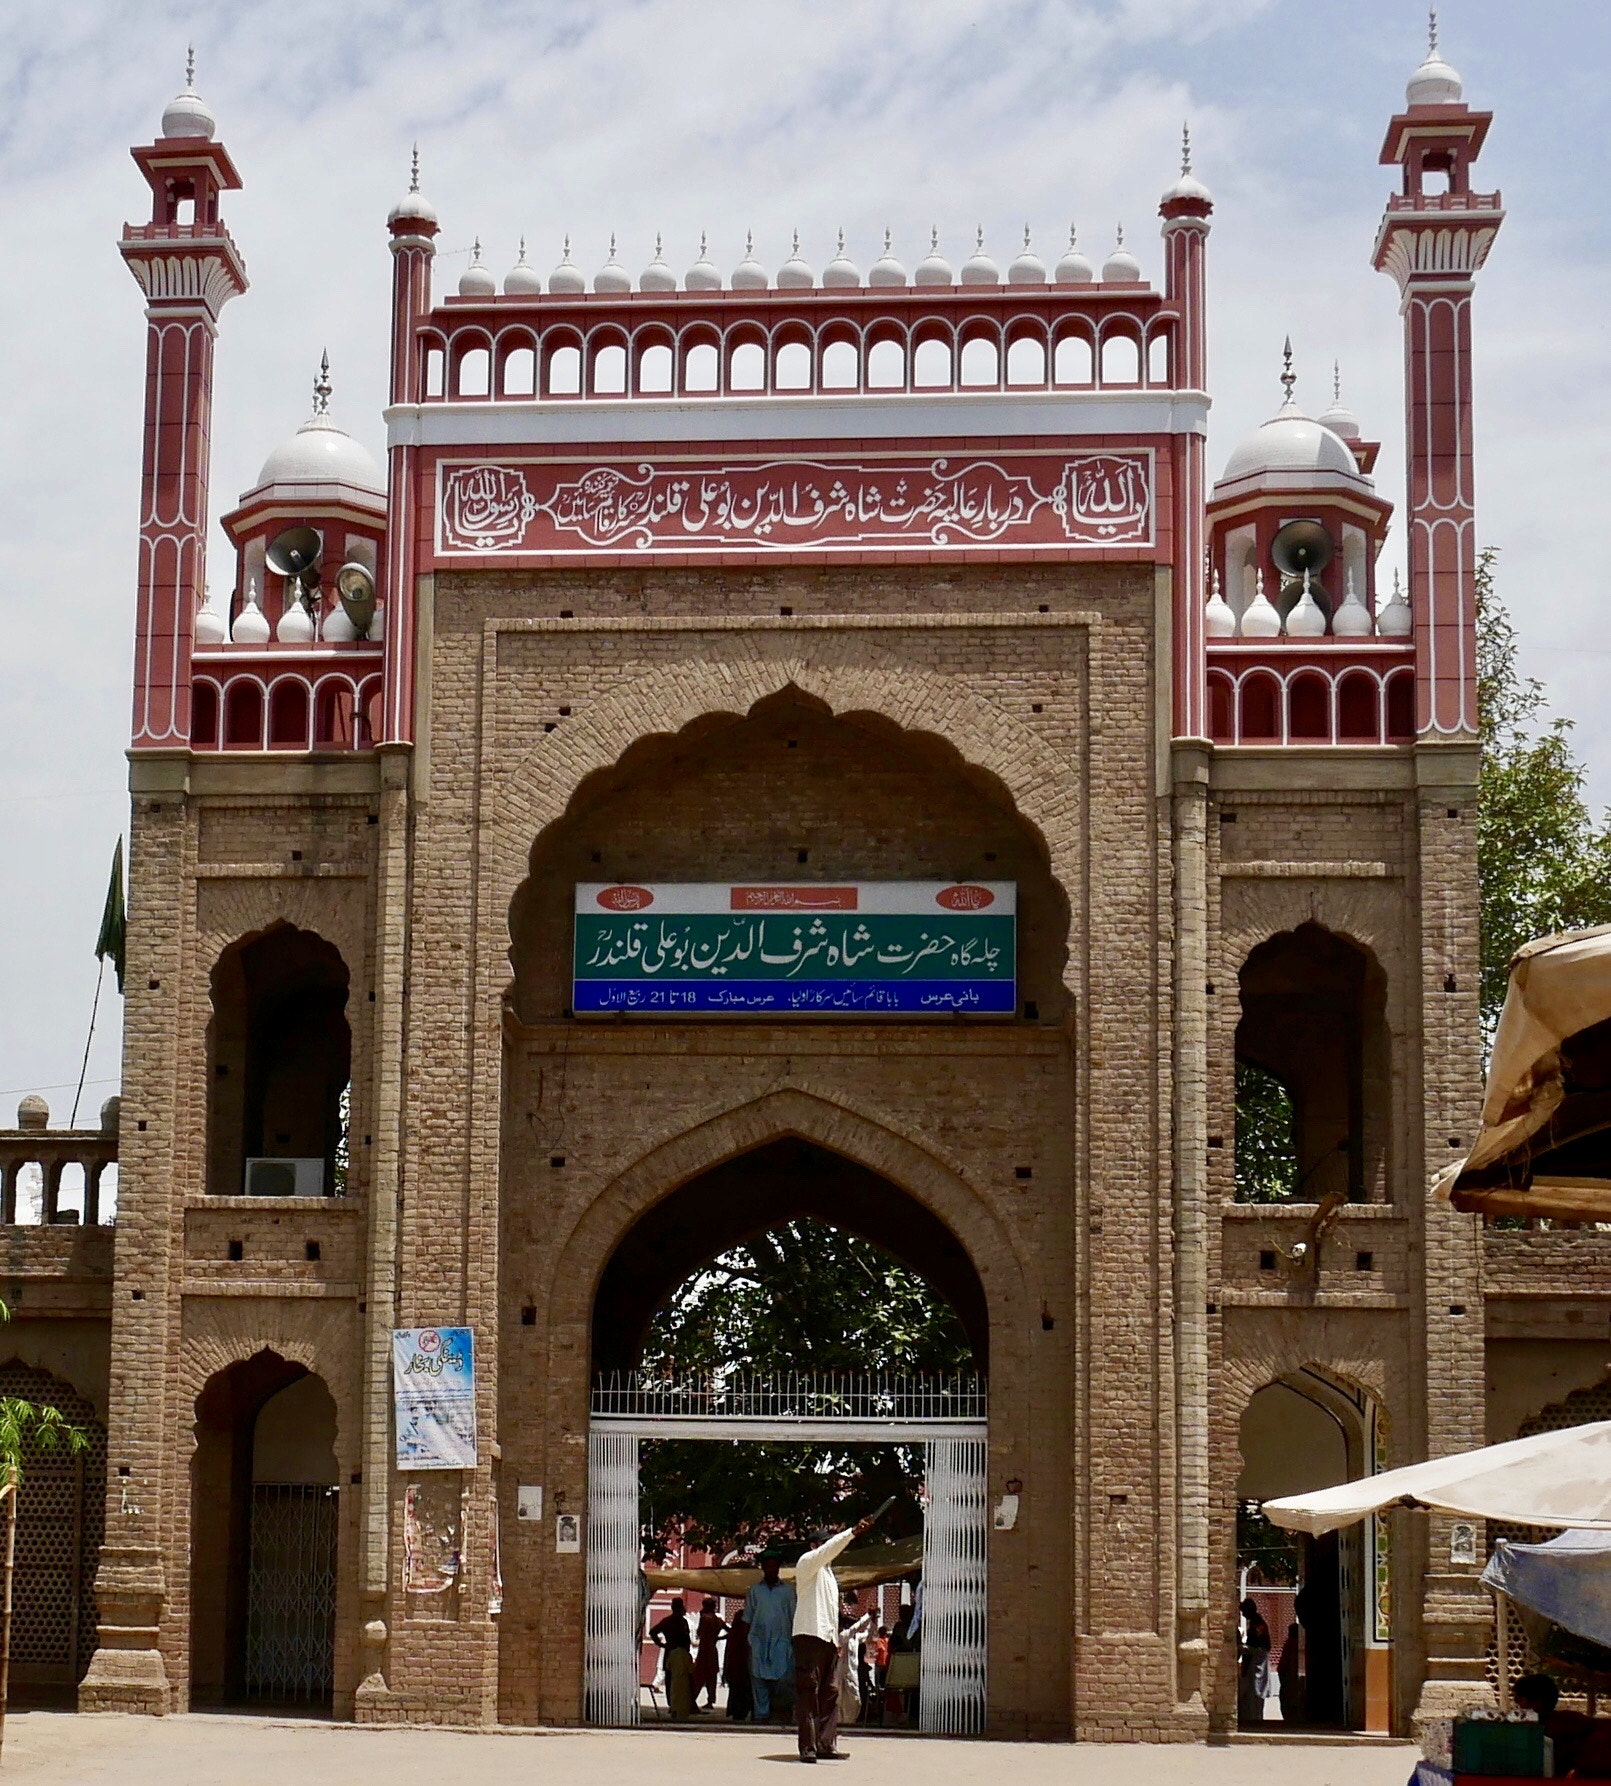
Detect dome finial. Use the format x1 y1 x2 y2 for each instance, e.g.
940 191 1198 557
312 350 332 417
931 226 940 252
1181 120 1192 175
1333 359 1341 404
1280 335 1296 403
1428 6 1439 54
410 144 420 194
1023 223 1032 249
185 43 196 89
747 229 754 255
885 228 893 253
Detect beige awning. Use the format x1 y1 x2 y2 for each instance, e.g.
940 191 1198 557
1437 924 1611 1222
1264 1420 1611 1536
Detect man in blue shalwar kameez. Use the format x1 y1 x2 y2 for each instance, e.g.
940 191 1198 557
744 1549 797 1722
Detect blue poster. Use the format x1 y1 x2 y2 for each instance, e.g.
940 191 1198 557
392 1325 478 1470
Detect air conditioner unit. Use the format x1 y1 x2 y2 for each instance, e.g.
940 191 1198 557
244 1156 326 1198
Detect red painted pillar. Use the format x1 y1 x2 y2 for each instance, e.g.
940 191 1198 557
1375 92 1503 737
381 164 439 746
119 119 247 750
1160 140 1213 742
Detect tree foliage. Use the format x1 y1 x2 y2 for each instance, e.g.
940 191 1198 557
1477 551 1611 1042
1233 1061 1300 1203
638 1218 973 1561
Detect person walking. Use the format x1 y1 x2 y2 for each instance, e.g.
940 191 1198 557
691 1596 727 1711
1238 1596 1272 1727
792 1499 893 1763
650 1597 696 1721
724 1608 754 1722
744 1549 797 1724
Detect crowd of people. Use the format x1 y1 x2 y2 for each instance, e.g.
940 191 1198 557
646 1503 922 1760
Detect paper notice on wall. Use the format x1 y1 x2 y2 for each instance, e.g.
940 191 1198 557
392 1326 478 1470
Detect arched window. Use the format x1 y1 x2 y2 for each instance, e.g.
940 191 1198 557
545 342 582 397
1099 332 1140 385
1208 675 1235 742
591 341 627 396
774 340 812 391
1385 672 1414 741
1053 333 1093 386
912 337 953 389
1337 673 1380 742
959 336 999 387
224 682 264 750
192 681 220 748
500 345 536 397
1239 675 1280 742
314 682 356 748
1147 331 1171 386
820 339 858 391
1005 335 1046 387
1288 673 1330 741
637 341 674 395
729 340 766 392
268 682 310 750
423 346 445 399
683 341 719 394
455 345 490 398
865 338 905 390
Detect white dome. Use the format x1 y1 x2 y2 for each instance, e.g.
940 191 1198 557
548 238 585 295
1240 573 1282 639
777 233 814 290
686 233 723 292
594 236 631 294
1221 402 1364 484
1408 38 1462 106
640 235 677 293
1162 169 1213 207
869 232 906 288
1007 228 1046 285
277 597 316 644
823 231 860 289
1331 568 1373 638
960 229 999 286
161 53 215 139
256 414 384 493
1204 573 1237 639
1377 570 1412 636
504 241 542 295
194 597 227 646
459 240 496 299
1284 570 1329 638
1102 228 1141 282
1054 228 1094 284
231 581 271 645
914 230 952 286
1317 399 1360 442
321 602 358 643
732 234 768 290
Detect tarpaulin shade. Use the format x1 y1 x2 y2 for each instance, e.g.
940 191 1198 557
1481 1528 1611 1650
1438 924 1611 1222
645 1534 923 1596
1264 1421 1611 1535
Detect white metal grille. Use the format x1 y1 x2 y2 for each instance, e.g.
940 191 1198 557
245 1484 338 1702
920 1436 987 1735
585 1430 641 1728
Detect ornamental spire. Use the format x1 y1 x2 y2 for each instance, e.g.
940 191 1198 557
1181 120 1192 175
312 349 332 416
1280 335 1296 403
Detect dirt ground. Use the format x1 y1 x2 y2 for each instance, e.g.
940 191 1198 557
0 1711 1420 1785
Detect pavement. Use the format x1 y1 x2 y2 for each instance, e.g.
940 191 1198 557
0 1711 1420 1786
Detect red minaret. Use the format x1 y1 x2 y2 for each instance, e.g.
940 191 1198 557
118 54 248 750
1160 125 1213 742
1374 16 1502 737
381 149 438 746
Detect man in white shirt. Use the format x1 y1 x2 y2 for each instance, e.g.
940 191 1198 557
791 1498 893 1762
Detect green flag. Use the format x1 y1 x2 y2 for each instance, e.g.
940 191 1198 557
95 839 126 994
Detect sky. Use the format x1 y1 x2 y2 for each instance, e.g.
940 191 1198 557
0 0 1606 1117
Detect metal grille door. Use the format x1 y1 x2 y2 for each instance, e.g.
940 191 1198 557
245 1484 338 1701
920 1436 987 1734
585 1430 641 1727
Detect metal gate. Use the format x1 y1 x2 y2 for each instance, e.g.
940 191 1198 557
244 1483 338 1701
920 1437 987 1734
583 1373 987 1732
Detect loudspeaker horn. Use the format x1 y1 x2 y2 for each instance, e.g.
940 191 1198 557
1271 519 1333 578
335 561 376 639
265 526 323 580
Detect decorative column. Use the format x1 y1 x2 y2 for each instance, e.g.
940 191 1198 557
117 66 247 751
1374 25 1501 1728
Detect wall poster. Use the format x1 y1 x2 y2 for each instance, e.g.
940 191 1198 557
573 881 1016 1015
393 1325 478 1470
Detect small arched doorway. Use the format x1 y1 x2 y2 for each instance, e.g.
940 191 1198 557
583 1139 989 1735
191 1353 339 1708
1236 1367 1388 1732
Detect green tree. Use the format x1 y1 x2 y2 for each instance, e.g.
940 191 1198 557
638 1218 972 1560
1477 551 1611 1042
1233 1061 1300 1203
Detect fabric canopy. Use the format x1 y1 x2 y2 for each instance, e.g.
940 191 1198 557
1264 1421 1611 1536
1482 1528 1611 1649
1437 924 1611 1222
646 1534 923 1597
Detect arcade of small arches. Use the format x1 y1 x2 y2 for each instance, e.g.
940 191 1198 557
1208 661 1417 747
190 666 384 753
423 308 1177 404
